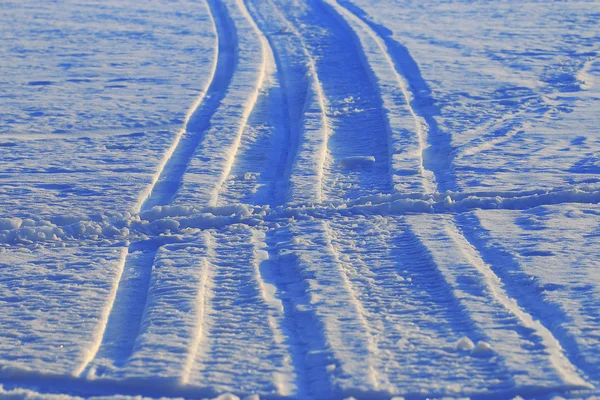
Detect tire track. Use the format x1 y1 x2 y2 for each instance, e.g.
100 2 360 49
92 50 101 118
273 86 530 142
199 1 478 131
327 2 594 394
72 247 128 378
217 0 306 207
266 0 330 206
74 0 235 379
320 0 435 195
75 242 157 377
74 236 185 379
261 225 323 398
207 0 269 207
124 232 213 385
325 215 516 397
275 219 378 398
141 0 232 212
334 0 457 193
281 0 392 203
183 228 295 396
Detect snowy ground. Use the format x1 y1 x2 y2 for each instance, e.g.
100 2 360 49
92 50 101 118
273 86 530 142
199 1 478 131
1 0 599 399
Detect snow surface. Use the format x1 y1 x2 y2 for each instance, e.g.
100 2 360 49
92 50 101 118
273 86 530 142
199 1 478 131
1 0 599 398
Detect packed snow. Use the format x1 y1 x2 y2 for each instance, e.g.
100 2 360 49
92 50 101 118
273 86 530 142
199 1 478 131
0 0 599 398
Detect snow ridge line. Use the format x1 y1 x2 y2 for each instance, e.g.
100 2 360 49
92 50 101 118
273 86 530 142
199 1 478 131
73 247 128 377
1 187 599 246
209 0 270 206
270 4 331 206
322 0 434 194
135 0 220 214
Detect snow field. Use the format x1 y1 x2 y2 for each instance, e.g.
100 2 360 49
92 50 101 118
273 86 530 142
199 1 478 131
0 0 599 398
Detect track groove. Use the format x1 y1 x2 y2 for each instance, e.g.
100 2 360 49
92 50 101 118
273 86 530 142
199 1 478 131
209 0 270 206
171 0 270 207
185 228 294 396
266 0 330 206
321 0 434 194
238 0 306 207
325 215 516 396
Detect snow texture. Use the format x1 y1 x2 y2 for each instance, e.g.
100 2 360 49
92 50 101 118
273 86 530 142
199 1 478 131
0 0 599 398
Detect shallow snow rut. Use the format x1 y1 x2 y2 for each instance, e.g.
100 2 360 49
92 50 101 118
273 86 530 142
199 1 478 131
118 233 213 386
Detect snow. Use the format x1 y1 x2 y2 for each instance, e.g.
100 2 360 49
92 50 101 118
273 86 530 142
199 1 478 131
1 0 599 398
339 156 376 169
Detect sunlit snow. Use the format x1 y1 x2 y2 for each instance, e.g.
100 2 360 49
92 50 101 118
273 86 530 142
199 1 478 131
1 0 599 398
